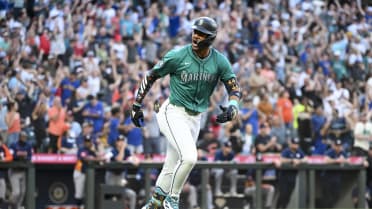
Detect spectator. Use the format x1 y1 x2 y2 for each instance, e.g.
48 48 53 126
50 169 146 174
240 97 261 137
123 108 143 154
73 135 103 208
254 123 282 155
0 135 12 207
257 93 274 119
0 98 7 144
107 106 124 147
47 96 67 153
31 98 48 153
294 96 314 155
323 108 353 151
76 121 96 149
60 131 78 155
82 94 104 134
311 105 328 154
352 112 372 157
142 99 162 158
5 101 20 146
270 115 287 147
276 90 294 139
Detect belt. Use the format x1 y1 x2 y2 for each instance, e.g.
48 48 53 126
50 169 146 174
184 107 200 116
170 101 200 116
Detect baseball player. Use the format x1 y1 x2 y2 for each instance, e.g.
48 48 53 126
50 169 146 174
104 135 138 209
0 135 12 207
73 135 102 208
131 16 242 209
9 131 32 209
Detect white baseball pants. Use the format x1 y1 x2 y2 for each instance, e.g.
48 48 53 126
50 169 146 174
155 99 201 198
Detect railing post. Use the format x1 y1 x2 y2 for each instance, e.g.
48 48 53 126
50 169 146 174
26 163 35 209
85 164 95 209
308 169 315 209
358 168 366 209
201 168 209 209
144 167 151 201
298 168 307 209
255 168 262 209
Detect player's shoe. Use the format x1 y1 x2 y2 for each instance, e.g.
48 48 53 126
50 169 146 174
141 187 167 209
163 196 179 209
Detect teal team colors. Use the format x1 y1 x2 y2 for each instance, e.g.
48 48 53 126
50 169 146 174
142 187 167 209
153 44 236 113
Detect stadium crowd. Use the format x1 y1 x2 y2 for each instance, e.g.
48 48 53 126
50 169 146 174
0 0 370 208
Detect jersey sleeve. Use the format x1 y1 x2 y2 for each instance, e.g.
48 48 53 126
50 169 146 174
217 53 236 82
281 148 290 158
152 49 179 77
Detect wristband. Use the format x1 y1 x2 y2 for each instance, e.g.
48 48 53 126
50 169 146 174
228 100 239 109
133 102 142 108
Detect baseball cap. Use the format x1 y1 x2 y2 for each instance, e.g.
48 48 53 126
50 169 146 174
291 137 300 144
87 50 94 56
84 135 92 142
87 94 95 100
20 131 28 137
260 123 269 129
335 139 342 146
117 135 126 141
223 141 232 147
16 89 27 95
82 120 94 127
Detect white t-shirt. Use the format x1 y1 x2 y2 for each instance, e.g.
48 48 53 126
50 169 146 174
87 76 100 96
354 121 372 151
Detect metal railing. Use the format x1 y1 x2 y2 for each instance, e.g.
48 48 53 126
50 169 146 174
84 162 366 209
0 160 366 209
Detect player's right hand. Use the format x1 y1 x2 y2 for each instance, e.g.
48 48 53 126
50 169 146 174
131 103 144 127
216 105 238 123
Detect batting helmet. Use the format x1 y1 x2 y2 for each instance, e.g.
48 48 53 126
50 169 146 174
191 17 218 48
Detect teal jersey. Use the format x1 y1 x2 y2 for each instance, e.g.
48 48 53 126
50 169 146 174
152 44 236 113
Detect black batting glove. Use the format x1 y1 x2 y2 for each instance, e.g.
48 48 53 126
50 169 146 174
131 103 144 127
216 105 238 123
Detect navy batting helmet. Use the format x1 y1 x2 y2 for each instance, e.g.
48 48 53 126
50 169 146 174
192 17 218 48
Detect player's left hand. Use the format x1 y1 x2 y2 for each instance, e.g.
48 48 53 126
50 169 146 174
216 105 238 123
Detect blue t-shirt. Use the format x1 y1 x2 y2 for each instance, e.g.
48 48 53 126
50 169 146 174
83 102 104 133
60 78 80 105
214 150 235 161
108 147 132 175
281 147 305 159
10 141 32 161
322 148 347 181
61 136 77 149
280 147 305 182
76 147 96 173
240 107 259 136
110 147 131 162
124 117 143 146
312 114 327 154
168 15 180 38
76 134 97 149
318 60 331 76
108 117 120 146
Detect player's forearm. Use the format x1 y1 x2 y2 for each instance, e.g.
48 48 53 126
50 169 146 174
134 70 160 105
224 77 242 106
